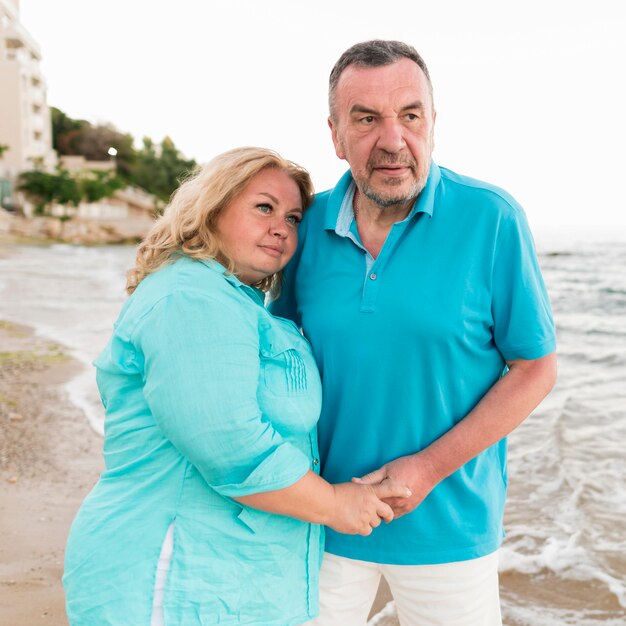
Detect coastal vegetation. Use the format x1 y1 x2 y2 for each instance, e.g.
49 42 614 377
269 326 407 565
18 168 124 216
50 107 196 202
17 108 196 219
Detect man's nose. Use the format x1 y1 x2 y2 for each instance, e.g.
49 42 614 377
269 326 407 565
376 118 405 153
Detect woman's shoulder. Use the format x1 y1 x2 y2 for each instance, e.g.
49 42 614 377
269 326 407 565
116 257 255 337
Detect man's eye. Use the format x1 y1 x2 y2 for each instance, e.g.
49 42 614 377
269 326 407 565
404 113 419 122
286 215 302 226
360 116 375 125
257 203 272 213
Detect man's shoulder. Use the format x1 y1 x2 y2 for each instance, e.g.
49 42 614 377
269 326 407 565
302 170 353 227
306 189 332 217
438 165 523 218
313 186 335 204
299 185 338 235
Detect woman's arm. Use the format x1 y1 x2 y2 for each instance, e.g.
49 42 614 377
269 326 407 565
134 289 409 535
137 291 312 492
236 470 411 536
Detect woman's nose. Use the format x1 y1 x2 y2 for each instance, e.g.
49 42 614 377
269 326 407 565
269 218 288 238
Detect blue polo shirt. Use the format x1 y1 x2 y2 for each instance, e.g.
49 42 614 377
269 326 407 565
270 162 556 565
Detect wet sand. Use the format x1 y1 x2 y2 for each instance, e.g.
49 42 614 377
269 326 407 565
0 320 102 626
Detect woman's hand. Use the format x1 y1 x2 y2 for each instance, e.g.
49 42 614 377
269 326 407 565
234 471 410 533
325 481 412 536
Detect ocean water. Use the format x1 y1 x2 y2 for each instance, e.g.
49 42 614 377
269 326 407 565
0 243 135 434
0 239 624 625
499 240 626 625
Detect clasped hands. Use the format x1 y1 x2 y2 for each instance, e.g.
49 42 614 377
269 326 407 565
325 453 440 536
352 452 440 519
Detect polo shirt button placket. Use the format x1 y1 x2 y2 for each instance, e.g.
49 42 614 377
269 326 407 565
361 268 381 312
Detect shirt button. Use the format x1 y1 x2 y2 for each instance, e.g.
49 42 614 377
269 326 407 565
313 458 319 466
369 273 377 280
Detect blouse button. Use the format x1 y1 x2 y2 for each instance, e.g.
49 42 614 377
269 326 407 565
313 458 319 466
369 273 377 281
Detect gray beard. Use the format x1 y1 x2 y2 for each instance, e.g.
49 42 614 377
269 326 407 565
360 177 427 210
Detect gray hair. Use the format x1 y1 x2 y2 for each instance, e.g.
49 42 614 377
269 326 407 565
328 40 433 119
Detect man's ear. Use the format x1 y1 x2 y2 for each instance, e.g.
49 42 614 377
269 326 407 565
431 109 437 151
328 116 346 161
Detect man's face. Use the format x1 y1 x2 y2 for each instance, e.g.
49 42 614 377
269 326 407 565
329 58 436 209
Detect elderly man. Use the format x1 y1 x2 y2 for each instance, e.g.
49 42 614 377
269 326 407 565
271 40 557 625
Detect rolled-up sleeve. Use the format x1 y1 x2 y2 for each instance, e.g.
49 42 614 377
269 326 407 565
133 289 310 497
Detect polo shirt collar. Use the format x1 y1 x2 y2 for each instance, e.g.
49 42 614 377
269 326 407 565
324 161 441 232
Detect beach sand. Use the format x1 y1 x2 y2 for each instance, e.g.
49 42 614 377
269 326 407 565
0 320 102 626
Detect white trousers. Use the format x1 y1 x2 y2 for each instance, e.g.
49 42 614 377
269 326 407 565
304 551 502 626
150 522 174 626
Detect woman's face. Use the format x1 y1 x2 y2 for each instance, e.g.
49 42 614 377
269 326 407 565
216 168 304 285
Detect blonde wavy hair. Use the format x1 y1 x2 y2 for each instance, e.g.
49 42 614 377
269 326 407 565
126 147 314 296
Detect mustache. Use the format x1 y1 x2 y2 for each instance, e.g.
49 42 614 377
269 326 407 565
367 155 417 170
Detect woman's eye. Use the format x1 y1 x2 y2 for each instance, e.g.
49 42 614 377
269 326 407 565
257 203 272 213
286 215 302 226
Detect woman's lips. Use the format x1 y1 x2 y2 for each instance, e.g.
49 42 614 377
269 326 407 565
259 245 284 257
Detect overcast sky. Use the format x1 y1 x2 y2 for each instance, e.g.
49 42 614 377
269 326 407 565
19 0 626 242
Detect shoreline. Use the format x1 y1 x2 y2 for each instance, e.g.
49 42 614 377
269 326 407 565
0 319 103 626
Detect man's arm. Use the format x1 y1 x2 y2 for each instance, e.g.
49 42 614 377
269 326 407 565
353 352 557 517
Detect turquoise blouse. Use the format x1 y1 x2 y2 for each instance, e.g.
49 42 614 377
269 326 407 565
63 257 323 625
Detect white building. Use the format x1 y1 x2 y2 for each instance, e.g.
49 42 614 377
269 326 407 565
0 0 56 192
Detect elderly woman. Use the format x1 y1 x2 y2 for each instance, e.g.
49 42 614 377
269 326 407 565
63 147 408 626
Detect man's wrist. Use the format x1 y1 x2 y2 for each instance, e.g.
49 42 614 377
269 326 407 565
412 451 443 490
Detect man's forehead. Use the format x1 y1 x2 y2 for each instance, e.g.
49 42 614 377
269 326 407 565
337 59 429 96
335 60 432 110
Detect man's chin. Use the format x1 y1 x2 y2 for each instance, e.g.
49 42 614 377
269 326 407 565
362 181 425 209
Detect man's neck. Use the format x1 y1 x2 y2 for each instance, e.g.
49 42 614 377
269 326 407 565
353 190 414 259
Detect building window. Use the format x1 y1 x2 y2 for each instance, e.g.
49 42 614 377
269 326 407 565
31 76 41 87
34 131 42 141
33 104 41 114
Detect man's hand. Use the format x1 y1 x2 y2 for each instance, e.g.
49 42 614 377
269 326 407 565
352 453 441 518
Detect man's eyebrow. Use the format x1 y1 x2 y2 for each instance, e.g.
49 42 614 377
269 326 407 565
349 104 379 116
349 101 426 116
400 101 426 112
